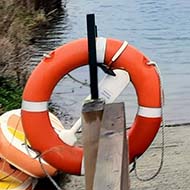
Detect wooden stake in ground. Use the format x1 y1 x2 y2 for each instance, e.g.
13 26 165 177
93 103 129 190
82 99 105 190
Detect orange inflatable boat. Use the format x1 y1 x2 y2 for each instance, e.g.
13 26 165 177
0 158 37 190
21 37 162 175
0 109 64 178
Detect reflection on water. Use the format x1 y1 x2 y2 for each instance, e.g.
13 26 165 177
30 0 190 126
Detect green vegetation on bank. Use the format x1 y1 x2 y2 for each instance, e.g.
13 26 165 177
0 0 62 114
0 1 51 47
0 77 23 115
0 1 47 114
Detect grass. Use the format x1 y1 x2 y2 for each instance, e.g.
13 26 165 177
0 77 23 115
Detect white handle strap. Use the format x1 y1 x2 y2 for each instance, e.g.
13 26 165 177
111 41 128 62
96 38 128 64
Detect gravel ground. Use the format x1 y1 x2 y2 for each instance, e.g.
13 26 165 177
40 125 190 190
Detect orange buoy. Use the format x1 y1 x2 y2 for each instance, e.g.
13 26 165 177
0 109 64 177
21 38 162 175
0 158 37 190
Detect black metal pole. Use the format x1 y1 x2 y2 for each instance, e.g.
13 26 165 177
87 14 98 99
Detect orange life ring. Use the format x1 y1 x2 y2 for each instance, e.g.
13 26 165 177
21 38 162 175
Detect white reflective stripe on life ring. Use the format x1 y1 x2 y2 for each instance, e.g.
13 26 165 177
22 100 48 112
96 37 106 63
138 106 161 118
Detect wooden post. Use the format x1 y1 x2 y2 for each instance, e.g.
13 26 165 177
93 103 130 190
84 13 129 190
82 99 105 190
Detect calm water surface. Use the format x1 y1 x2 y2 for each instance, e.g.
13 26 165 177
30 0 190 126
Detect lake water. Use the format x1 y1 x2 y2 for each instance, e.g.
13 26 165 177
30 0 190 126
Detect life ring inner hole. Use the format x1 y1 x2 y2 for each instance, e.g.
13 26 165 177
50 65 138 132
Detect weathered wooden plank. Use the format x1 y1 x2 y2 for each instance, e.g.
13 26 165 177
93 103 129 190
82 99 105 190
